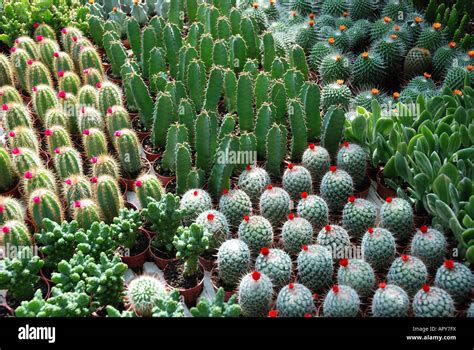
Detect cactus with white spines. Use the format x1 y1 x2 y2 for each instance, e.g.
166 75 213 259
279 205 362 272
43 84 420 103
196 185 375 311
380 197 414 241
387 255 428 296
196 210 230 252
22 168 57 197
217 239 251 288
281 213 314 254
97 81 122 116
259 184 292 226
237 165 271 203
90 154 121 179
72 199 102 230
53 51 75 73
31 85 59 121
7 127 39 153
297 244 333 292
361 227 396 270
2 103 33 130
58 71 81 96
320 166 353 212
316 224 351 260
296 192 329 232
410 225 447 269
10 147 43 176
0 196 25 224
302 144 331 185
28 189 64 229
371 283 410 317
126 275 167 317
282 163 313 202
113 129 144 179
336 142 367 189
134 174 164 209
0 85 22 104
219 188 252 227
92 175 124 223
78 106 104 133
44 108 70 132
276 283 315 317
105 106 132 139
238 271 273 317
0 147 18 193
434 260 472 304
255 247 292 290
53 147 83 180
237 215 274 254
337 258 376 297
323 285 361 317
412 285 454 317
179 189 213 226
82 128 108 159
0 220 32 249
26 60 53 92
342 196 377 238
44 126 73 154
63 175 93 209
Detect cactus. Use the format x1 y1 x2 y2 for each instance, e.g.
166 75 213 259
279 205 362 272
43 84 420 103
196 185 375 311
45 125 73 154
98 81 122 116
63 175 93 208
28 189 64 229
0 85 22 104
282 214 314 254
82 128 108 159
37 37 59 69
173 223 209 277
432 43 460 79
253 247 291 290
11 147 43 176
22 168 57 197
175 143 192 195
321 81 352 111
151 92 177 149
410 225 447 269
191 287 240 317
316 224 351 259
77 107 103 134
0 147 18 193
237 215 273 254
91 154 120 179
342 197 376 237
0 196 25 224
10 48 30 91
434 260 473 303
297 244 333 293
217 239 251 288
82 67 104 86
26 60 53 93
282 164 313 202
404 47 432 78
352 51 386 87
301 144 330 186
237 165 270 203
323 284 360 317
361 228 396 270
238 271 273 317
73 199 102 230
0 220 32 249
265 123 286 178
371 283 409 317
270 81 287 123
58 71 81 96
93 175 124 223
218 189 252 227
0 247 43 301
2 103 33 130
444 65 473 91
236 72 254 131
45 108 70 132
134 174 164 209
259 185 291 226
53 51 75 73
127 72 154 129
337 258 375 297
412 285 454 317
309 41 334 71
319 53 351 84
31 85 59 121
79 46 104 77
114 129 143 179
196 210 230 252
387 255 428 296
380 197 414 241
53 147 83 180
162 123 189 172
179 189 213 226
296 193 329 231
417 23 445 52
276 282 315 317
320 166 354 212
0 54 13 86
336 142 367 188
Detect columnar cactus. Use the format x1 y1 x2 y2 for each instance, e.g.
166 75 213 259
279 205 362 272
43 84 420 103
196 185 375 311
126 275 167 316
22 168 57 196
0 196 25 224
28 189 64 228
297 244 333 292
78 107 104 133
0 147 17 193
31 85 59 121
45 125 73 154
97 81 122 116
218 188 252 227
361 227 396 270
58 71 81 95
0 53 13 86
412 285 454 317
323 285 360 317
63 175 93 208
92 175 124 223
196 210 230 252
134 174 164 209
0 85 22 104
79 46 104 76
434 260 472 303
237 165 270 202
73 199 102 229
105 106 132 139
276 283 315 317
259 185 291 226
8 126 39 153
0 220 32 249
320 166 354 212
380 197 414 241
179 189 213 225
237 215 273 254
114 129 143 179
11 147 43 176
90 154 120 179
217 239 251 288
53 147 83 180
10 47 30 91
410 225 447 269
238 271 273 317
302 144 331 185
82 128 108 159
37 37 59 69
296 192 329 231
53 51 75 73
337 258 375 297
45 108 70 131
371 283 409 317
2 103 33 130
342 197 377 237
26 61 53 92
387 255 428 296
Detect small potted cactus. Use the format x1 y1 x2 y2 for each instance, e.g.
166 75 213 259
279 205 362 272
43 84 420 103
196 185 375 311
165 223 209 305
0 147 19 197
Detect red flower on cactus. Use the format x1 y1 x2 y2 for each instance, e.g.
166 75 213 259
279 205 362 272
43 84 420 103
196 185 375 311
58 71 64 77
74 201 81 208
330 165 337 172
301 192 308 199
114 131 122 137
252 271 261 281
27 59 33 65
379 282 386 289
33 196 41 204
58 91 66 99
444 260 455 269
260 247 270 256
24 171 33 179
65 179 72 185
339 258 349 267
90 177 98 183
422 284 430 293
54 148 60 154
8 131 15 138
325 225 331 232
332 285 339 293
53 52 59 58
207 213 214 221
135 180 142 188
36 35 43 42
2 226 10 233
12 148 20 155
2 104 8 111
266 184 273 190
90 156 98 164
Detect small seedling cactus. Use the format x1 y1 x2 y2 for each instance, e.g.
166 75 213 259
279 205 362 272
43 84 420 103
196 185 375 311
255 247 292 289
259 185 291 226
320 166 354 212
371 283 409 317
296 192 329 232
63 175 93 208
190 287 241 317
92 175 124 223
0 220 32 250
281 213 314 254
113 129 143 179
173 223 210 278
410 225 447 269
217 239 251 288
28 188 64 229
238 271 273 317
53 146 83 180
282 163 313 201
412 285 455 317
337 258 376 297
323 285 361 317
196 210 230 252
380 197 414 241
387 255 428 296
179 189 213 225
218 188 252 227
90 154 120 179
342 196 377 238
434 260 473 303
361 227 396 270
73 199 102 230
276 283 315 317
126 275 167 316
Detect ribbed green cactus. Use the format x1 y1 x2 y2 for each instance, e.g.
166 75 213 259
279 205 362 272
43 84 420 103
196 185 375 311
163 23 182 79
151 92 177 149
217 238 251 288
63 175 93 208
0 196 24 225
105 106 132 139
60 27 83 55
9 125 38 153
28 188 64 229
174 143 191 195
0 219 32 249
319 53 351 84
78 107 104 133
45 125 73 154
26 61 52 92
259 185 291 226
404 47 432 78
0 53 13 87
161 123 189 172
387 255 428 296
79 46 104 77
113 129 144 179
236 72 254 131
134 173 164 209
58 71 81 96
238 271 273 317
53 146 83 180
90 154 120 179
265 123 286 178
82 67 104 86
0 147 17 193
32 85 59 121
77 85 98 108
126 72 154 129
22 167 57 197
73 199 102 230
93 175 124 223
53 51 75 73
98 81 122 116
15 36 39 60
2 103 33 130
0 85 22 105
11 147 43 176
10 48 31 91
410 226 447 269
82 128 108 159
37 37 59 70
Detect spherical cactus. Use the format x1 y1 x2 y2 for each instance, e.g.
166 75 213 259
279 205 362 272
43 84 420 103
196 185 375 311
319 53 351 84
22 168 57 196
281 214 314 254
361 227 396 270
255 247 292 290
0 196 25 225
416 23 445 52
297 244 333 292
404 47 432 78
63 175 93 209
73 199 102 230
320 166 353 212
237 215 273 254
53 146 83 180
302 144 330 185
412 285 454 317
217 239 251 288
316 224 351 259
321 80 352 111
373 34 404 75
179 189 213 225
336 142 367 188
126 275 167 316
352 51 386 87
406 74 436 92
82 128 108 158
91 154 120 179
0 85 22 104
10 147 43 176
337 258 375 297
113 129 143 179
0 147 18 192
444 65 473 91
44 108 70 132
387 255 428 296
93 175 124 223
26 61 53 92
31 85 59 121
44 125 73 154
282 164 313 202
97 81 122 116
58 71 81 95
196 210 230 251
60 27 83 54
8 126 39 153
105 106 132 139
370 17 395 42
259 185 292 226
353 88 384 112
380 197 414 241
28 188 64 229
276 283 315 317
296 192 329 232
0 220 32 249
434 260 472 303
238 271 273 317
134 174 164 209
309 41 334 70
78 106 104 133
237 165 270 202
2 103 33 130
323 285 360 317
371 283 409 317
432 43 459 79
218 188 252 227
410 225 447 269
342 197 376 237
